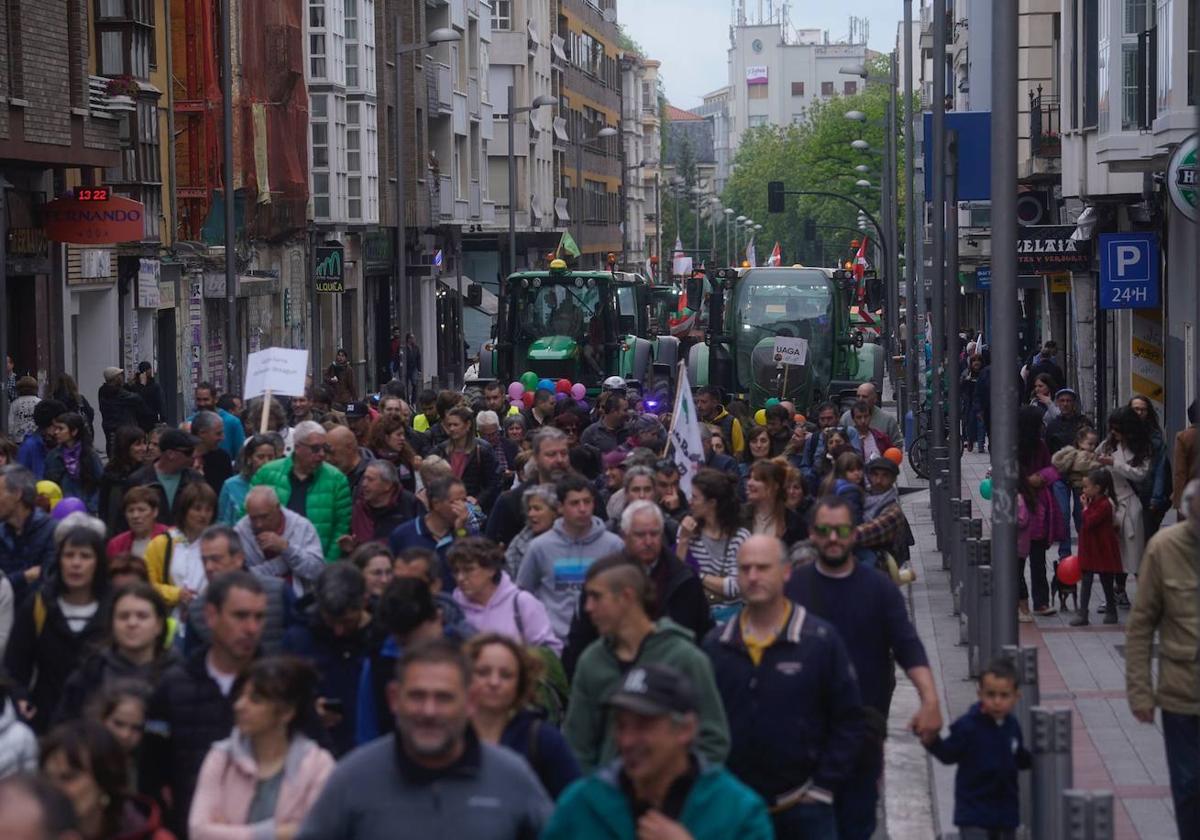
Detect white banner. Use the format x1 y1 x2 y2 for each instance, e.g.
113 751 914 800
773 336 809 366
137 258 161 309
243 347 309 400
668 363 705 496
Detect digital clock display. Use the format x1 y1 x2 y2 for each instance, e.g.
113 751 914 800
76 188 110 202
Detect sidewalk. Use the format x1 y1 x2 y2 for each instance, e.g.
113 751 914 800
893 449 1178 839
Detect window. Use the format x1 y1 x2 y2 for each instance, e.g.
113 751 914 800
791 81 805 96
310 34 327 78
1082 0 1099 126
346 44 359 87
1121 0 1149 128
843 81 857 95
494 0 511 30
821 81 834 95
94 0 156 80
1189 0 1197 105
313 173 330 218
748 115 768 127
345 0 358 87
747 83 768 100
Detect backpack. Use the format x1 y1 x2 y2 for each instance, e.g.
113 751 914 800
512 592 570 725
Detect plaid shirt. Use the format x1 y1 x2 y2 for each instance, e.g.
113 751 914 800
855 502 905 549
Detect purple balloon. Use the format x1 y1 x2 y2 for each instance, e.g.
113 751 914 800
554 391 568 402
52 497 88 520
510 400 523 410
507 382 524 400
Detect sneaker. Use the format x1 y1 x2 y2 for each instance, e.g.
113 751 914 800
1033 605 1057 616
1102 610 1119 625
1069 613 1089 627
1097 602 1109 614
1116 591 1131 609
1018 611 1034 623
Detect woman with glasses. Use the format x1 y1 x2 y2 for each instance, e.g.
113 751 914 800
449 537 560 653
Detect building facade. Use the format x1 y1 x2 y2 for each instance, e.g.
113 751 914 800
691 86 731 193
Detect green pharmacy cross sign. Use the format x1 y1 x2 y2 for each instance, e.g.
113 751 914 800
1167 134 1199 222
315 244 345 294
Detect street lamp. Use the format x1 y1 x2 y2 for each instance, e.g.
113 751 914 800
506 90 558 273
575 125 618 263
723 207 734 265
844 110 867 122
394 24 462 392
855 179 874 189
850 139 871 151
690 185 705 252
855 164 871 174
735 214 747 257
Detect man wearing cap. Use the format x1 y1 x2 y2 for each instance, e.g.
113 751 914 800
547 662 771 840
581 391 630 455
127 429 206 527
343 401 373 447
854 457 913 567
97 367 152 452
564 553 728 773
705 535 863 838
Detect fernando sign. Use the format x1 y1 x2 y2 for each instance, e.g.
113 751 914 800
1017 225 1089 273
43 195 146 244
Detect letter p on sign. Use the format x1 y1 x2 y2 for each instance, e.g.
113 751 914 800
1115 245 1141 276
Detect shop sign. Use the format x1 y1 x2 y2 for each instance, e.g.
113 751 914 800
364 232 393 274
1167 133 1198 222
7 227 51 274
137 259 161 309
1016 225 1089 273
43 194 146 244
975 264 991 290
315 244 344 294
746 66 768 85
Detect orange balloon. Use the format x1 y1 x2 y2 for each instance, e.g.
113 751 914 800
884 447 903 465
794 414 806 424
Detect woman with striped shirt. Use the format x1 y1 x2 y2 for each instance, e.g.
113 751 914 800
677 468 751 622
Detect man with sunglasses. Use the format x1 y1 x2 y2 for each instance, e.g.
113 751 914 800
252 420 352 561
785 496 942 840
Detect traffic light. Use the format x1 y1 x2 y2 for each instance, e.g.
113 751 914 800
803 219 816 241
767 181 786 213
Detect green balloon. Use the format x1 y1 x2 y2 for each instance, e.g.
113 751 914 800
520 371 539 390
765 397 781 408
979 478 993 500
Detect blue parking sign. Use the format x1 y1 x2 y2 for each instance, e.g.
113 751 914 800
1099 233 1159 310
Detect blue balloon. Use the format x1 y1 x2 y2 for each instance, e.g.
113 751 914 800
537 378 555 393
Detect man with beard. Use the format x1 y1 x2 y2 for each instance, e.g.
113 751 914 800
485 427 572 546
784 497 942 840
297 639 552 840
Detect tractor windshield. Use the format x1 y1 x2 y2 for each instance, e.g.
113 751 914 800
731 268 835 392
518 282 602 337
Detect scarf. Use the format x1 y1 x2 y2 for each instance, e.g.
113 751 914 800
351 486 399 544
62 442 83 479
862 486 899 523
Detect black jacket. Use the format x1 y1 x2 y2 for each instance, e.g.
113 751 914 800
434 438 501 513
53 646 179 725
562 548 712 677
3 590 108 732
124 463 206 528
97 382 153 434
1045 412 1090 455
0 508 58 604
484 485 526 548
130 379 166 427
140 646 241 838
98 463 140 534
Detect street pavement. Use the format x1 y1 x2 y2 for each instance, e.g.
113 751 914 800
886 447 1179 839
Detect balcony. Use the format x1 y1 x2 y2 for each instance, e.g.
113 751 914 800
468 76 480 117
1029 86 1060 159
427 64 453 115
453 91 468 135
432 175 454 220
469 181 482 218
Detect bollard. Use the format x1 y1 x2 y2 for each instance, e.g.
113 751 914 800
1061 790 1114 840
1030 707 1073 840
931 447 950 546
953 537 974 616
956 517 983 596
958 538 974 644
1001 644 1039 838
977 565 993 680
947 495 961 571
1052 709 1074 828
965 542 990 677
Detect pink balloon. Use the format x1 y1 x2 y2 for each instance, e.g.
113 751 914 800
507 382 524 400
510 400 522 410
570 383 586 400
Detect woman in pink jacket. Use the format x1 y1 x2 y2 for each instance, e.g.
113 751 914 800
189 657 334 840
1017 406 1068 620
448 537 562 654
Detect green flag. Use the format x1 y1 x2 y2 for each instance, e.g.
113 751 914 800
557 231 581 258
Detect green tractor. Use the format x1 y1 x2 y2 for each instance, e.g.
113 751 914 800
684 266 884 411
475 260 679 392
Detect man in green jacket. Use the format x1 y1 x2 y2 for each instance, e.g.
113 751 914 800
251 420 351 561
546 663 771 840
1125 478 1200 840
564 554 729 772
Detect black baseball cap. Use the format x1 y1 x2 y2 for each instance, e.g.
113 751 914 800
159 429 199 454
866 456 899 476
605 664 697 717
344 401 370 419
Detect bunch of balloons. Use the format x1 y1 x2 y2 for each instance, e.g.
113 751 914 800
506 372 587 412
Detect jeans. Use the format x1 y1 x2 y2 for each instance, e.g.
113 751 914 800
835 745 882 840
963 402 987 448
1052 481 1083 559
1018 541 1050 609
1161 711 1200 840
959 829 1015 840
773 802 838 840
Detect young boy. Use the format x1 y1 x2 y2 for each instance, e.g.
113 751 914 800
922 659 1032 840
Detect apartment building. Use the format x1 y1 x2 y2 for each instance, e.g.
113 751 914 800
619 52 658 269
691 86 731 193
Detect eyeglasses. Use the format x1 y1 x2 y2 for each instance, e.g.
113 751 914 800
300 442 332 453
812 524 854 539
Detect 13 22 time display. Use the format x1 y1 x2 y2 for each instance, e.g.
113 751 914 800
76 187 110 202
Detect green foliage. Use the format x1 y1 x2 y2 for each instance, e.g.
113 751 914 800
721 81 913 270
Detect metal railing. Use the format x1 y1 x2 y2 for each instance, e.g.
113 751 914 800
1029 86 1061 158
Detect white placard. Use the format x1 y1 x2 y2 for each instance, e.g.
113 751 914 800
243 347 309 400
773 336 809 366
137 258 161 308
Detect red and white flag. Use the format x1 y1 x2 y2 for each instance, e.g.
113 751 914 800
672 237 692 276
768 242 782 266
853 236 870 280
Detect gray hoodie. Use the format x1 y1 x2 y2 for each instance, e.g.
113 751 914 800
516 517 625 638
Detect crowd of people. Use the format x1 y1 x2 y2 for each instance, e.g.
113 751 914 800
0 366 945 840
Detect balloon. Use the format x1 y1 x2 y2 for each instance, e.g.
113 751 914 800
554 391 568 402
570 383 586 400
794 414 807 425
52 497 88 520
979 478 993 500
520 371 539 391
884 447 903 465
754 409 767 426
765 397 780 408
507 382 524 400
537 378 555 394
36 480 63 511
522 392 535 408
1056 555 1082 586
556 379 572 394
510 401 522 410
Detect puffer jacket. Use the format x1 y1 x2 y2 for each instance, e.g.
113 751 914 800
251 456 352 561
1125 520 1200 717
0 696 37 778
0 508 57 604
188 732 335 840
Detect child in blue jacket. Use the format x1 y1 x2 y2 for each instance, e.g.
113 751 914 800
923 658 1032 839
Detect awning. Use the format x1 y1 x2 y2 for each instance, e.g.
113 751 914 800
436 275 499 316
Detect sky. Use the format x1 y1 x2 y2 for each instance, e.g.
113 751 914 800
620 0 903 108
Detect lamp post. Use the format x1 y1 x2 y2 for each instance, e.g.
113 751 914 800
394 25 461 392
735 214 746 259
576 125 618 265
723 207 734 266
506 89 558 273
690 185 704 253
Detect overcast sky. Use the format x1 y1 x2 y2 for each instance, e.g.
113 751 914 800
621 0 902 108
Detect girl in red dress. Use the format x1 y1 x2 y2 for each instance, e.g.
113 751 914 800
1071 467 1124 626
